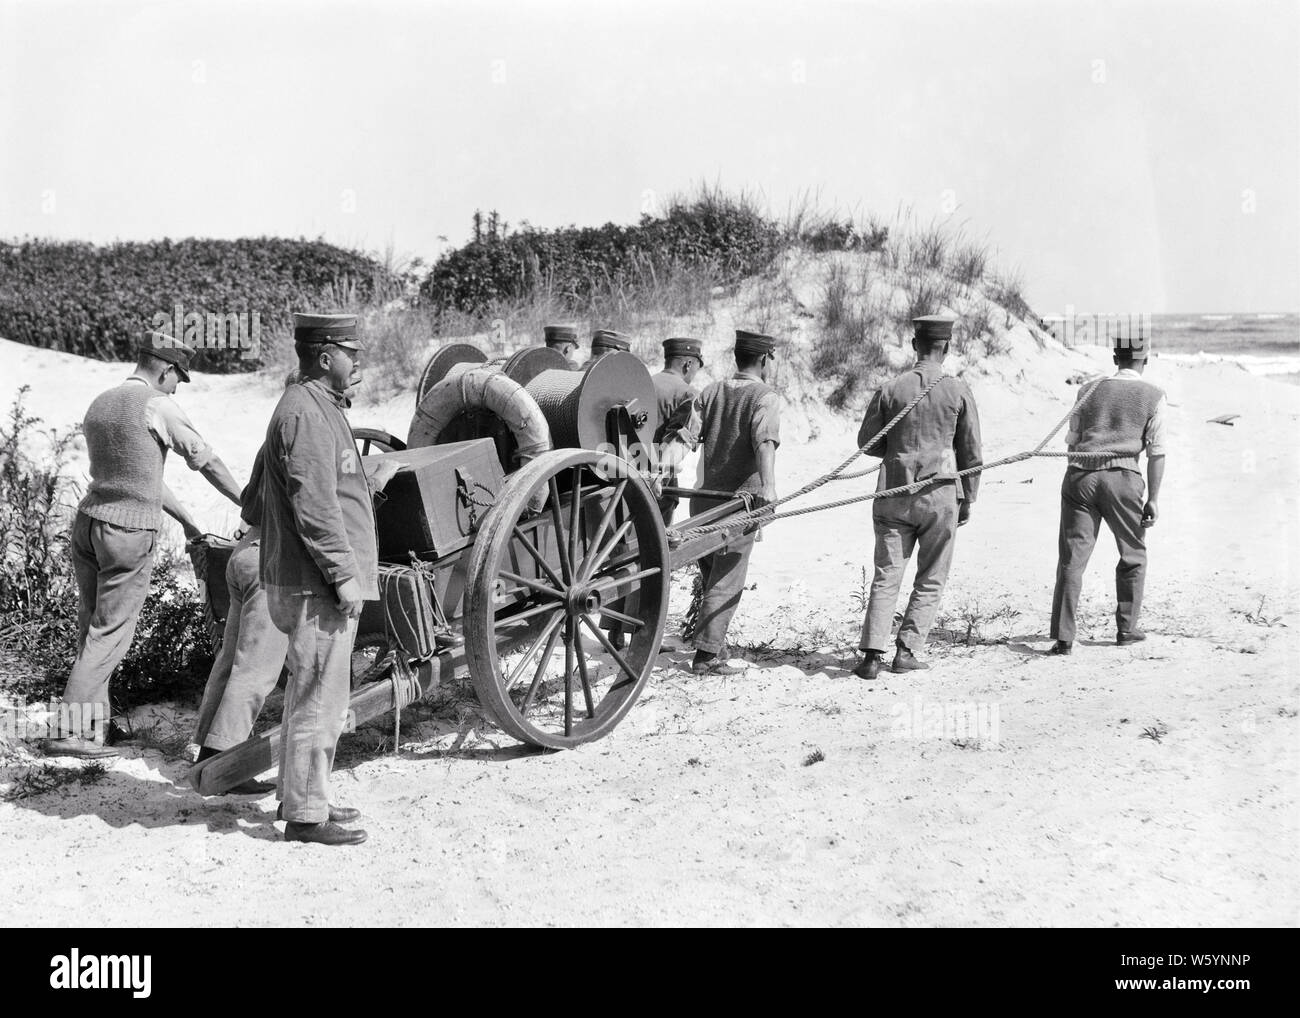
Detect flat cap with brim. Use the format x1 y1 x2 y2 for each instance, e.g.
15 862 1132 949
544 324 579 344
293 312 363 349
734 329 776 357
913 315 955 343
664 337 704 363
142 331 195 382
1113 334 1151 360
591 329 631 352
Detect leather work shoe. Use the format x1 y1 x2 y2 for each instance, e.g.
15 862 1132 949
891 647 930 673
1117 630 1147 646
278 803 361 824
1046 641 1073 656
852 653 883 680
40 737 119 760
690 651 744 676
284 821 368 846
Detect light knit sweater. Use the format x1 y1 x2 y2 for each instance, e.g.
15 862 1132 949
1068 377 1164 473
78 382 167 530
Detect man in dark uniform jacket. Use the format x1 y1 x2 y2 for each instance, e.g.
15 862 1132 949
1046 332 1166 655
688 330 781 675
652 337 704 525
853 316 982 680
261 313 380 846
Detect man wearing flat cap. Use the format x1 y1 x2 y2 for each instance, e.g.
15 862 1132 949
688 329 781 675
852 316 982 680
1045 331 1166 656
260 312 398 846
42 333 244 758
587 329 634 366
653 337 704 525
544 324 580 369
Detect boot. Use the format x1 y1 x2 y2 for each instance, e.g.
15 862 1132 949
1046 640 1073 656
891 645 930 673
852 651 883 680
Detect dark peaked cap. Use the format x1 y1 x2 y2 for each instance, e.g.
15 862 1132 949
663 337 704 363
591 330 631 352
912 315 955 343
734 329 776 357
293 312 363 349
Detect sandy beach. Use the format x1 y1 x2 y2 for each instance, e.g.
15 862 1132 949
1 303 1296 927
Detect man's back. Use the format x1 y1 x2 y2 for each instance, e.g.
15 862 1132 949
860 363 982 500
696 374 781 496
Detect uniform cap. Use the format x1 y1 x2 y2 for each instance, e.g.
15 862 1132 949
663 337 704 363
293 312 363 350
912 315 955 343
734 329 776 357
591 329 631 352
544 324 579 345
141 331 195 382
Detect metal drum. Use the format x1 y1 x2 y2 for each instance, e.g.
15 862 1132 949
525 351 658 454
502 346 568 386
417 343 487 405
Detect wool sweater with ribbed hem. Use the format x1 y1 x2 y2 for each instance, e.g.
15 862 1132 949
1068 377 1164 473
78 382 167 531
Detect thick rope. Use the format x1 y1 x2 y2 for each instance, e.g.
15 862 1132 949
673 377 1117 539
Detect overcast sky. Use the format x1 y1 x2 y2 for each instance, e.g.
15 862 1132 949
2 0 1296 314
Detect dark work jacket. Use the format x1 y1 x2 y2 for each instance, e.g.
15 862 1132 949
259 379 378 599
858 361 983 503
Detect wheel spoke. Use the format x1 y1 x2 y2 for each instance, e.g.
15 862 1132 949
497 599 566 627
592 566 661 594
512 526 565 590
547 476 572 583
521 618 566 716
582 519 634 583
563 620 574 737
577 480 627 580
574 626 596 718
597 605 645 629
499 570 564 602
504 611 563 689
568 466 583 580
581 613 640 689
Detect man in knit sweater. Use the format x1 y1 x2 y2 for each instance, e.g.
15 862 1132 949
687 330 781 675
42 334 243 758
852 316 983 680
652 336 704 525
260 312 397 846
1047 333 1166 654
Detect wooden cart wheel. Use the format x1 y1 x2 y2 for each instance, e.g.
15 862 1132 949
351 428 407 456
464 448 669 749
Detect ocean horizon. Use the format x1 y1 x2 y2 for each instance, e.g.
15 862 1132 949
1046 311 1300 385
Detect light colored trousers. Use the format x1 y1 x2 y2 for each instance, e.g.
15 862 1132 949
193 530 290 751
860 483 959 653
694 533 756 654
61 512 157 737
1050 468 1147 643
267 586 357 824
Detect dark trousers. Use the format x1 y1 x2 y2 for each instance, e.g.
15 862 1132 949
1051 468 1147 642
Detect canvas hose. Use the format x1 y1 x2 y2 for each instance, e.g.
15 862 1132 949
671 378 1121 539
